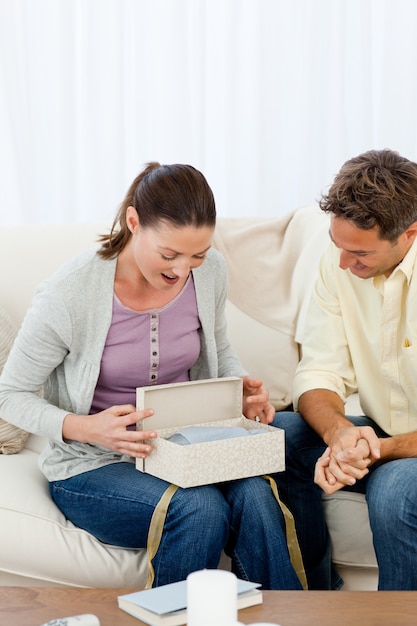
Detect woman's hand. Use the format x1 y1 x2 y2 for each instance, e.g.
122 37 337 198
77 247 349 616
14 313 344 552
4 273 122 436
63 404 157 458
241 376 275 424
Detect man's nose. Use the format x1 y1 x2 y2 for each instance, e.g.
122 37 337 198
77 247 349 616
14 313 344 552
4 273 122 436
339 250 356 270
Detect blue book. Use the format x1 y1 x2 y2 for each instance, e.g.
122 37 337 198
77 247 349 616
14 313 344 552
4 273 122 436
117 578 262 626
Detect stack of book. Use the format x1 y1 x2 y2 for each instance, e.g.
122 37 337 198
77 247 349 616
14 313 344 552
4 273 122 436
117 577 262 626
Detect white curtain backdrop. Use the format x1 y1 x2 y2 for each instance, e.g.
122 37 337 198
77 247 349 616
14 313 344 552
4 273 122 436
1 0 417 226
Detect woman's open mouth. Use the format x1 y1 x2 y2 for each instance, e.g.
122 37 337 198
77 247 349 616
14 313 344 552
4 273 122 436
161 273 179 285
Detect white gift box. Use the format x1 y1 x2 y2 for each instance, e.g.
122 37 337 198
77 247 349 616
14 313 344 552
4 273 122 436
135 377 284 488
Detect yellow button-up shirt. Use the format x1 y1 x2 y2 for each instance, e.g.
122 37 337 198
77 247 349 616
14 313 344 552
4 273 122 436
294 237 417 435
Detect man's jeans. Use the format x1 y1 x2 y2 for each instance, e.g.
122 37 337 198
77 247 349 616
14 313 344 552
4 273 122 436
273 412 417 590
50 462 303 589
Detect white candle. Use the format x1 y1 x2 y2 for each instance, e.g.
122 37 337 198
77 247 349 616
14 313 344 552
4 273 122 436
187 569 238 626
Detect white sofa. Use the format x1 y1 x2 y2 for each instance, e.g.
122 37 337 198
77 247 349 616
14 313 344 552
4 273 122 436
0 207 378 590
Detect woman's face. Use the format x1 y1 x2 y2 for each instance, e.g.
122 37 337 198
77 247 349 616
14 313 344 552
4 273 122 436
127 208 214 291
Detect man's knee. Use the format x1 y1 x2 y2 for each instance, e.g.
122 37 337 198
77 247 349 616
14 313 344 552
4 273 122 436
272 410 318 451
367 459 417 520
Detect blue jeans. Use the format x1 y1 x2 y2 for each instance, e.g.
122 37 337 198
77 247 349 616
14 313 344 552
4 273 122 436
50 462 302 589
272 411 417 590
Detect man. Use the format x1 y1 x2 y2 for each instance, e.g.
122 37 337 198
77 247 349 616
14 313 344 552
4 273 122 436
274 149 417 590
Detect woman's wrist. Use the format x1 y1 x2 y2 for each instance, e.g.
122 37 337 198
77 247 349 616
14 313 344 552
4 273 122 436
62 413 90 443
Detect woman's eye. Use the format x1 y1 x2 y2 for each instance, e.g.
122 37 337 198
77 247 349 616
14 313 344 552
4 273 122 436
161 254 176 261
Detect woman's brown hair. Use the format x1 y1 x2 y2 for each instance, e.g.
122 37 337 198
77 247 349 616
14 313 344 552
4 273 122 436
98 162 216 259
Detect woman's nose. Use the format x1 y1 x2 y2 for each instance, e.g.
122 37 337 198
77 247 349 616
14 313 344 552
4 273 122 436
172 258 192 276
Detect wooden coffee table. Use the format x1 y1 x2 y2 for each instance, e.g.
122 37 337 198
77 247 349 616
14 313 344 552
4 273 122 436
1 586 417 626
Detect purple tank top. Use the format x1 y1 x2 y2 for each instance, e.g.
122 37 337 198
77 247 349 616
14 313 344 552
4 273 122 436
90 275 201 413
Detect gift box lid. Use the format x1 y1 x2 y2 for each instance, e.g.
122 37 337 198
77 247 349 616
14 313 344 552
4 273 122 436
136 377 243 431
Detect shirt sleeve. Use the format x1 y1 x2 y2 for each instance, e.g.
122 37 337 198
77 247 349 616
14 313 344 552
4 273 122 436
293 245 358 410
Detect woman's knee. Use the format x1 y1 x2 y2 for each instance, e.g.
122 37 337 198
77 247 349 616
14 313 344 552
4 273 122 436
223 475 273 506
170 485 230 530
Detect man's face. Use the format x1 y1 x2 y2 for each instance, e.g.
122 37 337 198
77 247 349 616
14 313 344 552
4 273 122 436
329 215 414 279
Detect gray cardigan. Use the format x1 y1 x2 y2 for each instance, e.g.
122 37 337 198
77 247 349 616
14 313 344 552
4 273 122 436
0 248 246 481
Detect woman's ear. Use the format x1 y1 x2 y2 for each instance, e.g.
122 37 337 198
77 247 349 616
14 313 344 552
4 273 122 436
126 206 140 234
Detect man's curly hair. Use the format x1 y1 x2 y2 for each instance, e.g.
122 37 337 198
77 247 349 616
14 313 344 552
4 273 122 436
319 149 417 241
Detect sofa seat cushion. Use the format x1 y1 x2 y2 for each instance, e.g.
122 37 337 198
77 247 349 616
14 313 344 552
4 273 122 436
323 491 378 568
0 449 148 587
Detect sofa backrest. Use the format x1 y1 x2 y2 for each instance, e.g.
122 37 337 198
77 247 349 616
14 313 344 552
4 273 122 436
213 206 330 408
0 222 110 325
0 208 330 413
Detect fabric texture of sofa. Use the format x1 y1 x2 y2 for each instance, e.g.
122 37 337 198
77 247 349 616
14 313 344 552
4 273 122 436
0 208 378 589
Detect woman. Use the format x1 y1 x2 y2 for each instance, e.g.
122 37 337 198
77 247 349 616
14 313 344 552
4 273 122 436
0 162 302 589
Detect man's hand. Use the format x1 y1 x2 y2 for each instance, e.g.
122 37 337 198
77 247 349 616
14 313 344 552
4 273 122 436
315 425 381 493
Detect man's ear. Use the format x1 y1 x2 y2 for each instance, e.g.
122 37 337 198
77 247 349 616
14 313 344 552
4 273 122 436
404 221 417 243
126 206 140 234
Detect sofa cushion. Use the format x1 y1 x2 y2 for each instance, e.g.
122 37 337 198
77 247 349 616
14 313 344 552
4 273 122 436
0 419 29 455
0 448 148 587
0 305 29 454
214 208 330 409
323 491 377 568
224 301 298 409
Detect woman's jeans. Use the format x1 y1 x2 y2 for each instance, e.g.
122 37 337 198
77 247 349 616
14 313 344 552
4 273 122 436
50 462 303 589
273 411 417 590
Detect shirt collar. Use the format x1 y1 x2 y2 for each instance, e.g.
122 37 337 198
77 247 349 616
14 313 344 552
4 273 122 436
373 235 417 290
